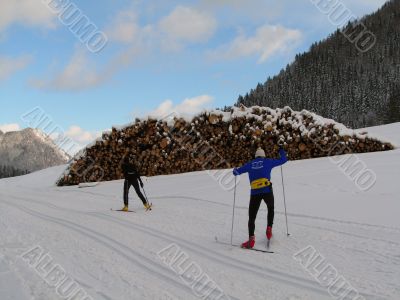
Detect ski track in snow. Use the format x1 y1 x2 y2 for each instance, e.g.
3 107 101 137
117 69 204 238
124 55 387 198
0 197 218 300
0 190 333 299
1 179 398 300
0 123 399 300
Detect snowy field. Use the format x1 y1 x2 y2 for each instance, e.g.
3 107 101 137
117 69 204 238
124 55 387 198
0 123 399 300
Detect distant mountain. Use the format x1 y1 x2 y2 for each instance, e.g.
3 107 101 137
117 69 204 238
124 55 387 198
237 0 400 128
0 128 70 176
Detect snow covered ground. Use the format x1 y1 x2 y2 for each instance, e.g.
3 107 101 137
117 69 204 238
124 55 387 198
0 123 399 300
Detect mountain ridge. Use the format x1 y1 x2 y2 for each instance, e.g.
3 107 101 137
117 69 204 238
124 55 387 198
0 128 70 174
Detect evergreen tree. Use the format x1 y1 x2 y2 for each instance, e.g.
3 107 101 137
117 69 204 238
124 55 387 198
236 0 400 128
0 165 29 179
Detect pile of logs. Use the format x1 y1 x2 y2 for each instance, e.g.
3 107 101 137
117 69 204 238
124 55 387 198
57 106 394 186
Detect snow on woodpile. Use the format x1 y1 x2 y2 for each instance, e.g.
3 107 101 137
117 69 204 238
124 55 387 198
57 106 394 186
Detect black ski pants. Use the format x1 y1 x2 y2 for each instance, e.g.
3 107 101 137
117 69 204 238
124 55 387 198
123 179 147 206
248 191 275 237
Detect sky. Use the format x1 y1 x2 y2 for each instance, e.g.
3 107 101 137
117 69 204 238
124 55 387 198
0 0 388 153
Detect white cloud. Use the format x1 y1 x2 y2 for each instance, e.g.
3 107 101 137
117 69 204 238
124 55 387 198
149 95 214 118
0 55 32 81
48 5 217 91
175 95 214 114
0 0 55 32
54 125 101 155
158 6 217 49
0 123 21 133
106 5 217 51
48 125 102 155
106 11 142 44
342 0 387 11
31 41 146 91
31 49 118 91
65 126 101 144
199 0 284 22
200 0 386 19
209 24 302 63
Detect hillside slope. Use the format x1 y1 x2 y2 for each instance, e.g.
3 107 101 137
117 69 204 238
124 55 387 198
0 128 69 174
238 0 400 128
0 124 399 300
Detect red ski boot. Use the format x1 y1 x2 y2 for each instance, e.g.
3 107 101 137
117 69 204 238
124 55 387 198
266 226 273 240
241 236 255 249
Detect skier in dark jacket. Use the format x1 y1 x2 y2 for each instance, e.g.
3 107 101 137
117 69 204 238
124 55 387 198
121 157 151 212
233 147 287 248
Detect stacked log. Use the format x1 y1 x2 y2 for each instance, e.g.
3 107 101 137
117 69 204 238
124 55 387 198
57 106 394 186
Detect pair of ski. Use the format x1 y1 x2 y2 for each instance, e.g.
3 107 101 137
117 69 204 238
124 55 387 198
215 236 274 253
111 209 136 213
111 203 153 213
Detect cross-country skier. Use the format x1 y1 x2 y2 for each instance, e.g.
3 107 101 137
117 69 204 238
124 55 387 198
233 147 288 249
121 156 151 212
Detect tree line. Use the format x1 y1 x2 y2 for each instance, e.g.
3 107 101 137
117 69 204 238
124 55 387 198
237 0 400 128
0 165 30 179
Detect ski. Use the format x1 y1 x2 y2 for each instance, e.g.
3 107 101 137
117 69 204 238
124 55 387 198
78 182 99 188
239 246 274 253
110 208 136 213
215 237 274 253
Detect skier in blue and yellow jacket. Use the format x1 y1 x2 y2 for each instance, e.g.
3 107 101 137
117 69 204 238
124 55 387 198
233 147 287 249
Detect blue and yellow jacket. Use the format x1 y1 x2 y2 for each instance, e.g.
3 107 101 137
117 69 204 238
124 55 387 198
233 148 288 195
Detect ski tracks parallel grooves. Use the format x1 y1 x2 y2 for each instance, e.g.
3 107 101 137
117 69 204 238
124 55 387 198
40 187 400 257
5 191 327 293
293 222 400 246
51 186 400 232
0 198 238 300
64 187 400 232
90 213 382 299
0 191 377 298
150 195 400 233
292 222 400 264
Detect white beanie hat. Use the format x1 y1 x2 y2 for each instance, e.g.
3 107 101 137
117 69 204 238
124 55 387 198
255 148 266 158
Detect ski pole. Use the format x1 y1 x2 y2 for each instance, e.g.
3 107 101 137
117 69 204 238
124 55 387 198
281 165 290 236
141 186 150 205
230 176 237 246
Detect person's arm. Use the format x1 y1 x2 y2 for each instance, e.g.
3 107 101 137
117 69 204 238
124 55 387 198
270 148 288 168
233 163 250 176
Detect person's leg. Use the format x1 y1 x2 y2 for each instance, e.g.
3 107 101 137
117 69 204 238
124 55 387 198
263 192 275 227
248 194 263 237
123 179 131 207
132 181 147 205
